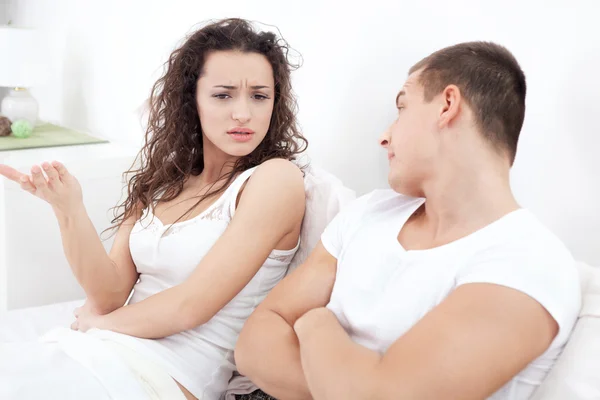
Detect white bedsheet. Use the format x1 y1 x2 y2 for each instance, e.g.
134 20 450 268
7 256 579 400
0 338 112 399
0 300 153 400
0 300 107 399
0 300 189 399
0 299 84 342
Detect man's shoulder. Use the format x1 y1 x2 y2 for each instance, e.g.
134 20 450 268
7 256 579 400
497 209 573 260
459 209 581 350
471 209 578 284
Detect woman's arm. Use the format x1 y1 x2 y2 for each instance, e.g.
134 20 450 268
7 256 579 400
57 205 140 314
78 159 305 338
0 162 139 314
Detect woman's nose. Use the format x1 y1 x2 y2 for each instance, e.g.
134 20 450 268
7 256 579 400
232 99 251 124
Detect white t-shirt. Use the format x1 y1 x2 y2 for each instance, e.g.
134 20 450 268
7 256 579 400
321 189 581 400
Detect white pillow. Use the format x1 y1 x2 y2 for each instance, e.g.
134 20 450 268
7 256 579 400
287 163 356 272
531 261 600 400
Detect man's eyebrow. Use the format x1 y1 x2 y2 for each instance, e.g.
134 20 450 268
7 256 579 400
396 90 406 105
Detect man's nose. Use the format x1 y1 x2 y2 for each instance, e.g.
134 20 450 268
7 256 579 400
379 126 392 148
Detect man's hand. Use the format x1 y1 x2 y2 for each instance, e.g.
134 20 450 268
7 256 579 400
294 307 337 339
235 242 338 400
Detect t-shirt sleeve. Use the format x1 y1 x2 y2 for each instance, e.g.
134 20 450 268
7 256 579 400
320 192 373 259
455 243 582 347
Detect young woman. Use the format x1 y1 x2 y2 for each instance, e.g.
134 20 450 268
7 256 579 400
0 18 306 400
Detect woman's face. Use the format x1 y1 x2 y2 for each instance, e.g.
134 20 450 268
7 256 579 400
196 50 275 158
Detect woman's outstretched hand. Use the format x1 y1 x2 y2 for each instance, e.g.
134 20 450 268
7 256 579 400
0 161 83 214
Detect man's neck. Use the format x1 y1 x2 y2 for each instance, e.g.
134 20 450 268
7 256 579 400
405 160 519 249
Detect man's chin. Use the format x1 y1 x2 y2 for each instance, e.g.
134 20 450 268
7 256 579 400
388 174 402 192
389 176 420 198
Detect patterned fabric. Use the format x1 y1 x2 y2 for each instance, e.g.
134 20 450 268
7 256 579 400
235 389 278 400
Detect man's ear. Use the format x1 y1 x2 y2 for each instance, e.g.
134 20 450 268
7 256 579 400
438 85 462 130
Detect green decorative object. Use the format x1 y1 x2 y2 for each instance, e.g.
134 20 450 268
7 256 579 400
0 123 108 151
10 119 33 138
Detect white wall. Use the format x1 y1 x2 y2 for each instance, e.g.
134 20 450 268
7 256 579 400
0 2 9 99
0 3 6 24
7 0 600 264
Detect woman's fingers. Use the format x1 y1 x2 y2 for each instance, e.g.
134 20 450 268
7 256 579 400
71 307 81 330
30 165 48 190
51 161 70 179
1 164 38 194
19 175 36 193
2 161 69 197
0 164 24 183
42 161 61 186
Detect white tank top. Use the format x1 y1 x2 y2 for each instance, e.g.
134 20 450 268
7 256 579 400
89 166 300 400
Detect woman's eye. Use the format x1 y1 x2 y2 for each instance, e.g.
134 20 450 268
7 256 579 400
253 94 269 100
213 94 231 100
397 106 405 113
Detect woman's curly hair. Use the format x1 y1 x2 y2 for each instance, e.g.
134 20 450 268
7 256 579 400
110 18 307 229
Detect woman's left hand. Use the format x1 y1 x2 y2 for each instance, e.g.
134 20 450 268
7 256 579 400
71 303 104 332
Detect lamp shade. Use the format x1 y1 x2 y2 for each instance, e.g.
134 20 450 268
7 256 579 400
0 27 41 88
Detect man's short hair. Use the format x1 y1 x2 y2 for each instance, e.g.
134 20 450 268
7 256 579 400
410 42 526 164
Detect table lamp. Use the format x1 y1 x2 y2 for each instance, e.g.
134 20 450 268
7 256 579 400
0 26 41 126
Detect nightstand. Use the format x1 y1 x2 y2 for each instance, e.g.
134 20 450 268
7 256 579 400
0 141 138 312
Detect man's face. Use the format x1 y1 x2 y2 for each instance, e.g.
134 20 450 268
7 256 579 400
379 70 440 196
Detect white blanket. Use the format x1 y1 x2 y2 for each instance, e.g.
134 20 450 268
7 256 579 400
0 299 84 342
0 304 183 399
0 338 112 399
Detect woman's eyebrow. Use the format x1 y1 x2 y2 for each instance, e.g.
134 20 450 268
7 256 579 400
213 85 271 89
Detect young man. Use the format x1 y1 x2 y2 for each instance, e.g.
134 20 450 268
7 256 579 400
235 42 581 400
